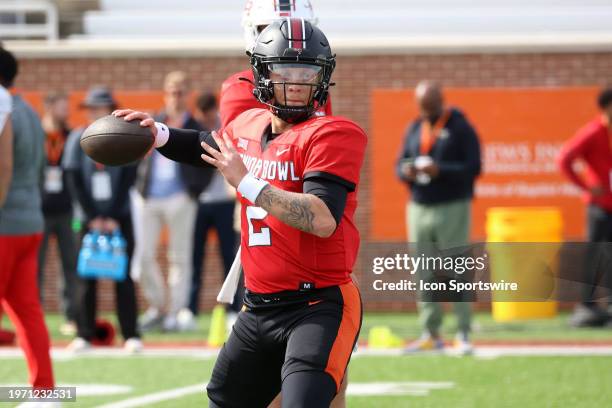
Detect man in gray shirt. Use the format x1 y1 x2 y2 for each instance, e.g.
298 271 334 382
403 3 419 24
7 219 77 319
0 47 55 389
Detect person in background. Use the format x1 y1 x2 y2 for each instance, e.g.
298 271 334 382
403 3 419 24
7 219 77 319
64 86 142 353
132 71 212 333
0 46 55 390
558 87 612 327
396 80 481 355
38 92 79 337
189 92 241 322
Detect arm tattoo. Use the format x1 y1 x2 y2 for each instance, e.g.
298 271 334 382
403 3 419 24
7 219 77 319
255 185 316 233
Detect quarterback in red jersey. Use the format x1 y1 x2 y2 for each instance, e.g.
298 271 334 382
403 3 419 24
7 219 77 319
115 18 366 408
229 107 362 294
219 0 332 129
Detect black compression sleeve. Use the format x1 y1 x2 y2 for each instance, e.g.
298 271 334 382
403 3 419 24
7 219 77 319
157 128 220 168
303 177 349 226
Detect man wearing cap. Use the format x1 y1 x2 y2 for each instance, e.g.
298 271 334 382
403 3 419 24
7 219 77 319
63 86 142 352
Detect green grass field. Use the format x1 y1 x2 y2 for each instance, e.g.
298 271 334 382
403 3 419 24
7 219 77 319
10 311 612 344
1 352 611 407
2 312 612 407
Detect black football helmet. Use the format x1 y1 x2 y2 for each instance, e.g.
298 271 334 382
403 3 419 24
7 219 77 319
248 18 335 123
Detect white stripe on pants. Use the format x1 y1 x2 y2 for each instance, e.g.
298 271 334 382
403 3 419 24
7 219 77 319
131 191 197 316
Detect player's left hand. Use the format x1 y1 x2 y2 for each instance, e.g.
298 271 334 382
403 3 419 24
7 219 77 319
201 131 248 188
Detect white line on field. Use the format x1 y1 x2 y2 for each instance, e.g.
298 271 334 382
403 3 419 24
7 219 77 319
1 345 612 360
354 346 612 358
96 383 206 408
98 381 454 407
0 347 219 359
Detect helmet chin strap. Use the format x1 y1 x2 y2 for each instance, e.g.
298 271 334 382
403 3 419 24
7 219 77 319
273 105 314 124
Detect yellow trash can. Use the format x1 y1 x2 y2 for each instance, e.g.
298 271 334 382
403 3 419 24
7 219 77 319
486 207 562 321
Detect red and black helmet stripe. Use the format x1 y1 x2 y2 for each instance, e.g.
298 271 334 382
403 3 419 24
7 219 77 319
287 17 306 50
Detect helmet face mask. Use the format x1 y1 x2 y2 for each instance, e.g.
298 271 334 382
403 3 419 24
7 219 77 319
249 19 336 124
269 63 322 116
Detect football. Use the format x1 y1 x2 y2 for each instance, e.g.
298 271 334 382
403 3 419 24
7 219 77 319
80 114 154 166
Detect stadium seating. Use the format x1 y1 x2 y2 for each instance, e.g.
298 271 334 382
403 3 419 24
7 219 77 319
0 0 58 40
79 0 612 43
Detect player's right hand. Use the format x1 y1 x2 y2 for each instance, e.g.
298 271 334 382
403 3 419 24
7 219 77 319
112 109 158 138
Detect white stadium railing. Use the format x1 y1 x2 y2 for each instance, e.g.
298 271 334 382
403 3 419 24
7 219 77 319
0 0 58 40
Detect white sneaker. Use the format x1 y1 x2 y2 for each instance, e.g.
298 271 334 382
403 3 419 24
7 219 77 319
124 337 143 354
66 337 91 353
177 309 197 332
162 315 179 332
138 308 164 332
452 333 474 356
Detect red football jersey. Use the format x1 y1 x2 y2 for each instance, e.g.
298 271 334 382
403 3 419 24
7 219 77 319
225 108 366 294
219 69 333 129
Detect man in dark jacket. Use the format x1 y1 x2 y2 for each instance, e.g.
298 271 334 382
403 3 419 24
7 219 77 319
64 86 141 353
132 71 212 332
38 92 79 336
396 81 481 355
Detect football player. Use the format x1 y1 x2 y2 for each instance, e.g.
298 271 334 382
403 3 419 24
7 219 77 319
221 2 344 406
115 19 365 408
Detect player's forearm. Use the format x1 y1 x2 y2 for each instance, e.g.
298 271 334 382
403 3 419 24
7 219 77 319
254 184 336 238
156 126 216 168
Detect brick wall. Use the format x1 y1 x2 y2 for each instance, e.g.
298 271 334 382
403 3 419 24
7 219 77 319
22 51 612 313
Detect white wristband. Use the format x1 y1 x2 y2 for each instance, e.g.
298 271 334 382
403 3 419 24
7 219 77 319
153 122 170 148
237 173 269 203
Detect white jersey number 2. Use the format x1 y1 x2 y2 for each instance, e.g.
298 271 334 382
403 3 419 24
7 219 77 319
246 206 271 246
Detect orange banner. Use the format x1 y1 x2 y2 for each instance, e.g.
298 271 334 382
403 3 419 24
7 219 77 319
21 91 170 129
371 87 600 241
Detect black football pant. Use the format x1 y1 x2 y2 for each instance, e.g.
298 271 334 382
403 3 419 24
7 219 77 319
207 282 362 408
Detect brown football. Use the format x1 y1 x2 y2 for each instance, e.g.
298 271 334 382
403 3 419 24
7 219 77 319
80 115 154 166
